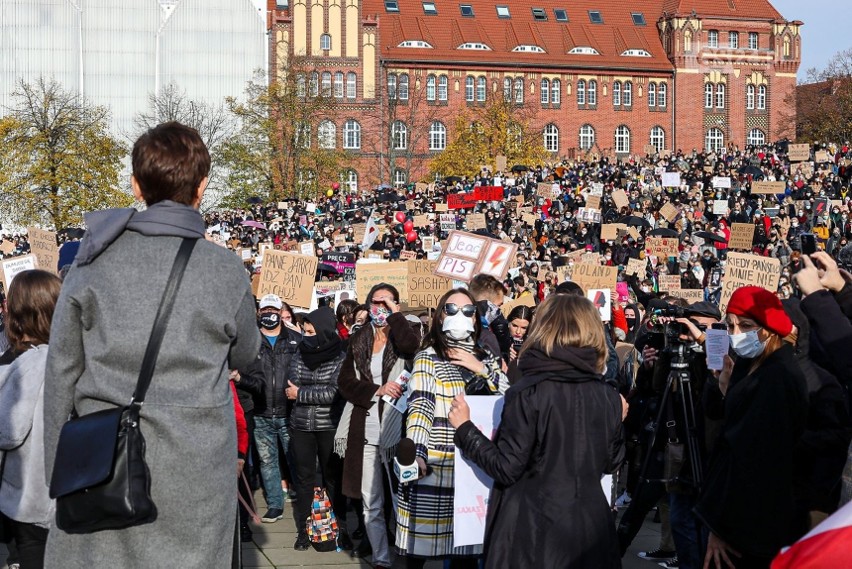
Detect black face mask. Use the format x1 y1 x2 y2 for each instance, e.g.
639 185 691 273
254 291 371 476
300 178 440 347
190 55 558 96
259 313 280 330
301 335 320 350
626 318 637 330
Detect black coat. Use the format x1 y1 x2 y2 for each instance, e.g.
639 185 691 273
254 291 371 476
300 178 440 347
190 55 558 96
695 344 808 558
455 346 625 569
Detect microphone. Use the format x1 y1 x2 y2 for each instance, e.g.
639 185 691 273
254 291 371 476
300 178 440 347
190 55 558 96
394 438 421 484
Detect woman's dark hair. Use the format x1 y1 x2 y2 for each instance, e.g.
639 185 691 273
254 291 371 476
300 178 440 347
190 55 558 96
366 283 400 304
422 288 484 361
336 299 359 326
6 269 62 352
507 305 534 324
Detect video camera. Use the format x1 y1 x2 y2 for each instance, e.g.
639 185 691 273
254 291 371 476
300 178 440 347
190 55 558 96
645 300 703 355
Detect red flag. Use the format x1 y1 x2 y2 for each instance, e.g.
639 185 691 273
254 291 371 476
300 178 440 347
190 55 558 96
771 501 852 569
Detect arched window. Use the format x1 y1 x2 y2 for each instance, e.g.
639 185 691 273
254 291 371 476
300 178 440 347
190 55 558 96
343 120 361 149
393 169 407 187
650 126 665 151
514 78 524 103
684 29 693 52
579 124 595 150
704 83 714 108
544 124 559 152
438 75 448 101
541 79 550 104
318 120 336 149
658 83 667 107
648 82 657 107
577 80 586 105
551 79 561 104
476 76 486 102
310 72 319 97
758 85 767 110
746 85 755 110
334 72 344 98
623 81 633 106
346 170 358 193
613 81 622 106
426 75 436 101
387 73 398 99
588 80 597 105
747 128 766 147
503 78 512 101
297 74 306 98
615 125 631 153
706 128 724 152
429 121 446 151
320 34 331 51
321 72 332 96
716 83 725 109
398 74 409 100
783 36 791 58
347 72 357 99
392 121 408 150
465 76 475 102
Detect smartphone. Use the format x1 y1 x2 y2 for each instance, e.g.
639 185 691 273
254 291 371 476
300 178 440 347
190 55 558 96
711 323 727 330
801 233 817 255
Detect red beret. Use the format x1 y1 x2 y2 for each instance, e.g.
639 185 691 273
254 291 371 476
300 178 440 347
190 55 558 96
726 286 793 337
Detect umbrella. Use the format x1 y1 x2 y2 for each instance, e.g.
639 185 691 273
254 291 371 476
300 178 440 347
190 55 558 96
694 230 727 244
378 183 393 190
316 263 339 275
444 176 463 184
739 165 764 178
240 220 267 230
619 215 651 228
649 228 679 238
58 227 86 240
246 196 263 204
511 165 529 173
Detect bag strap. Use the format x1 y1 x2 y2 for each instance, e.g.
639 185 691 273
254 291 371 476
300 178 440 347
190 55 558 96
131 238 197 407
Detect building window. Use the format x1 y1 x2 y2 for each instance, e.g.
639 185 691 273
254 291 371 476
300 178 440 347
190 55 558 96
423 2 437 15
708 30 718 48
632 13 646 26
310 72 319 97
394 169 407 187
476 76 486 102
465 76 474 102
783 36 791 58
387 73 397 99
398 74 409 100
747 128 766 147
438 75 448 101
430 121 446 150
503 78 512 101
706 128 724 152
532 8 547 21
496 5 510 18
615 125 631 153
749 32 759 50
318 120 336 149
648 83 657 107
347 72 357 99
320 34 331 51
658 83 667 108
758 85 767 110
716 83 725 109
729 32 739 49
623 81 633 106
705 83 714 109
747 84 755 109
384 0 399 12
551 79 561 104
579 124 595 150
296 74 306 98
554 9 568 22
514 77 524 103
392 121 408 150
540 79 550 104
650 126 665 151
426 75 436 101
684 30 693 52
588 80 597 105
334 72 344 98
295 122 310 148
460 4 473 17
321 72 332 96
343 120 361 149
588 10 603 24
345 170 358 192
544 124 559 152
577 80 586 105
613 81 621 106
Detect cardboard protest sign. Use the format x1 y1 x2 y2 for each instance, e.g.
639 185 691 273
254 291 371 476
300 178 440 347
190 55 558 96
26 227 59 274
406 200 416 210
670 289 704 304
719 252 781 314
434 203 449 212
624 257 647 277
570 263 617 292
601 224 627 241
628 227 641 240
356 260 409 304
712 176 732 189
448 193 477 210
662 172 681 187
659 275 681 292
0 240 15 255
495 155 507 172
788 143 810 162
277 201 287 210
434 231 517 283
466 213 486 230
1 255 37 291
586 195 601 210
646 237 679 258
408 260 453 309
416 182 428 192
440 214 456 231
815 150 832 163
751 181 786 195
399 250 416 261
660 203 679 222
365 251 384 260
581 253 600 264
612 189 629 210
240 249 252 261
587 289 612 322
536 182 553 199
474 186 503 202
422 236 435 252
256 251 319 309
555 265 572 284
728 223 755 250
499 293 536 317
414 214 431 228
351 224 366 243
334 235 347 248
522 213 538 226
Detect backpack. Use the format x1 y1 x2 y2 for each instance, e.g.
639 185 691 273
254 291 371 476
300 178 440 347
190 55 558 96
305 486 339 552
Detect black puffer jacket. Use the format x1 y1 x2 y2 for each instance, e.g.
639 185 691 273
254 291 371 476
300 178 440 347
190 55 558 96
241 327 301 418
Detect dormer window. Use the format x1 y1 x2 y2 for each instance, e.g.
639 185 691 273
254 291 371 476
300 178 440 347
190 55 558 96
458 42 491 50
588 11 603 24
460 4 474 17
569 46 600 55
384 0 399 13
554 9 568 22
532 8 547 21
398 40 433 48
513 45 546 53
621 49 651 57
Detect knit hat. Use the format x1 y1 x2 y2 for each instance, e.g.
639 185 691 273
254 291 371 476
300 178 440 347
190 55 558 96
725 286 793 337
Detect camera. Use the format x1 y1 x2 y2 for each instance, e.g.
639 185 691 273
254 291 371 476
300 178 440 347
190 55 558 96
645 302 699 354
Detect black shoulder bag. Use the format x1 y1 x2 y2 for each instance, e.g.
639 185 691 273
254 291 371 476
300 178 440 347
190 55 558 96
49 238 197 534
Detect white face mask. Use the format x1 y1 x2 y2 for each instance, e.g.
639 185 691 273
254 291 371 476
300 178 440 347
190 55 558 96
729 329 766 359
442 312 475 341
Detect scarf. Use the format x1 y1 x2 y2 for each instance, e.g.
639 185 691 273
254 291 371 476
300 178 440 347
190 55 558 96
300 307 343 370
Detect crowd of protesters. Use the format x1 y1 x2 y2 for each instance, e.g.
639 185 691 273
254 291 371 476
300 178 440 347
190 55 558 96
2 128 852 569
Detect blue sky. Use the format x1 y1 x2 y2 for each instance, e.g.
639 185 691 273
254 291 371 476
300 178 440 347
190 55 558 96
770 0 849 82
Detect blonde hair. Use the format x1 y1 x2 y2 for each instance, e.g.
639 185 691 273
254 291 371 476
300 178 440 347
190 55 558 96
520 294 607 372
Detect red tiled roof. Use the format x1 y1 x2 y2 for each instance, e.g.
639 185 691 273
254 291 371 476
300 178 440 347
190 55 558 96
662 0 783 20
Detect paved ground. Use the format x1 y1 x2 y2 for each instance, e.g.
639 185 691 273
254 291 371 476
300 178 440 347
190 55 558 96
2 493 663 568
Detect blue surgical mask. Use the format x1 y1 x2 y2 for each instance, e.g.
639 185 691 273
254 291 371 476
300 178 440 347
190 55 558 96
729 329 765 359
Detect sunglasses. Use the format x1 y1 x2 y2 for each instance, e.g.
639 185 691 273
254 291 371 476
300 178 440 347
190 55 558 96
443 303 477 317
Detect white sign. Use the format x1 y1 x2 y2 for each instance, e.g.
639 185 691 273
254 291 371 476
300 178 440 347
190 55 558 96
440 214 456 232
1 255 37 290
712 200 728 215
712 176 732 189
299 242 315 257
589 182 604 197
587 289 612 322
705 329 730 371
662 172 681 188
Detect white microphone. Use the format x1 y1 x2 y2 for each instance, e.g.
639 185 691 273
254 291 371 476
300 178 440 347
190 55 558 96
394 438 421 484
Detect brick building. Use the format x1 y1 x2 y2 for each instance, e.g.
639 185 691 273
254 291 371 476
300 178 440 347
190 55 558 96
267 0 801 189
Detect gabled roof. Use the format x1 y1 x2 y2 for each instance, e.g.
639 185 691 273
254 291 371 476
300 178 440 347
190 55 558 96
662 0 783 20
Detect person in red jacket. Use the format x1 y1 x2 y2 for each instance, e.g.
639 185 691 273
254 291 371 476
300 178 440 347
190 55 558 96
715 220 731 260
231 377 248 475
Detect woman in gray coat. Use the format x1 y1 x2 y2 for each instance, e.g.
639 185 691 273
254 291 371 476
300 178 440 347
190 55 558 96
42 122 261 569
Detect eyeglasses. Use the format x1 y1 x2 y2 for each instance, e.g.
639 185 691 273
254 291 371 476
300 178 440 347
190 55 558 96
443 303 477 317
